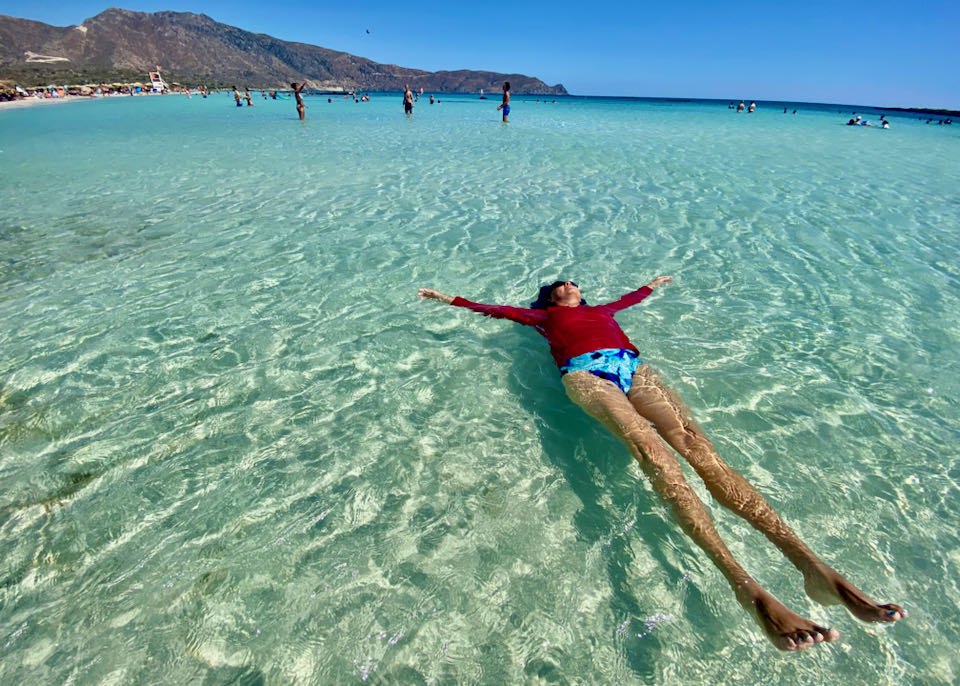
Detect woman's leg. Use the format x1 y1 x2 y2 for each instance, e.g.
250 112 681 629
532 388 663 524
562 370 837 650
626 364 905 623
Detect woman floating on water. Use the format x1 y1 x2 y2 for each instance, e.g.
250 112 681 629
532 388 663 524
417 277 906 651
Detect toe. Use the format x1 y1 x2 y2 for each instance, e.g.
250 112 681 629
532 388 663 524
791 626 838 650
811 623 834 642
881 604 906 621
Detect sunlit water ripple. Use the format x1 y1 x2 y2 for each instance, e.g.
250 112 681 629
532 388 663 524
1 94 959 684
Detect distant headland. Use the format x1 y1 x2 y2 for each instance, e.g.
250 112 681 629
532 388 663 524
0 8 568 95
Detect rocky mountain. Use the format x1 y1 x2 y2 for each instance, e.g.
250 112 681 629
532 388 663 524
0 8 567 94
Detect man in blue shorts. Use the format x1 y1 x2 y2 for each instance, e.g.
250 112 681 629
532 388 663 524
497 81 510 122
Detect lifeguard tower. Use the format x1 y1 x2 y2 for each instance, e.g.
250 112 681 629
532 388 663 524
148 68 167 93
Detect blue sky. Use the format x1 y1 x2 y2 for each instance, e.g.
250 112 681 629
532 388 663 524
2 1 957 108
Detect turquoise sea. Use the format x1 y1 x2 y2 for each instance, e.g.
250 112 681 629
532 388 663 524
1 92 958 684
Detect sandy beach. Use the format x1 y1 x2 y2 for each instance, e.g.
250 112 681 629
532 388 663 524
0 95 101 111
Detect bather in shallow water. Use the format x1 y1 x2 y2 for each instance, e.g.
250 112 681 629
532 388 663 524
417 277 906 651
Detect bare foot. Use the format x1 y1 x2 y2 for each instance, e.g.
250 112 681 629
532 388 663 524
803 565 907 623
739 584 839 651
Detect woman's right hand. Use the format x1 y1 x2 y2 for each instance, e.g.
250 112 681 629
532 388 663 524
417 288 454 304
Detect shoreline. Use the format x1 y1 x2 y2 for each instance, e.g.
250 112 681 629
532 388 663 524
0 95 103 111
2 93 956 119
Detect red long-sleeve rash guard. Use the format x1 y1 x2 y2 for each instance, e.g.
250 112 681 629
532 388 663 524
450 286 654 368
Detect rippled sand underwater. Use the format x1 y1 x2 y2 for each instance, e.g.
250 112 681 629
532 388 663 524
1 94 959 684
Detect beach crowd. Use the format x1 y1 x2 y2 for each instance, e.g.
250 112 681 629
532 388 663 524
2 81 954 129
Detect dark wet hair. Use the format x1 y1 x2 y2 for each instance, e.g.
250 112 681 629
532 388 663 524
530 281 586 309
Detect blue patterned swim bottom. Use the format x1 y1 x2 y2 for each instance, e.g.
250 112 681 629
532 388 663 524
559 348 641 394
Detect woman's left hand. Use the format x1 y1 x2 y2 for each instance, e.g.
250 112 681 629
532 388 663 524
648 276 673 289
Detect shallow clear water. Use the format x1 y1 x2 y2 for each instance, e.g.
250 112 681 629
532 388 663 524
1 93 959 684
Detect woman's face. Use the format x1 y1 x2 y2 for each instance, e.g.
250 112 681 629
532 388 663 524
550 281 581 307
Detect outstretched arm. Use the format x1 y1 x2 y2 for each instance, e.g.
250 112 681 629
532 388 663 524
417 288 544 326
603 275 674 313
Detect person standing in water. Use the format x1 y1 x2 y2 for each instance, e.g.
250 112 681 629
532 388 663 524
292 82 306 120
417 278 906 651
244 87 253 106
497 81 511 122
232 86 242 107
403 84 414 114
